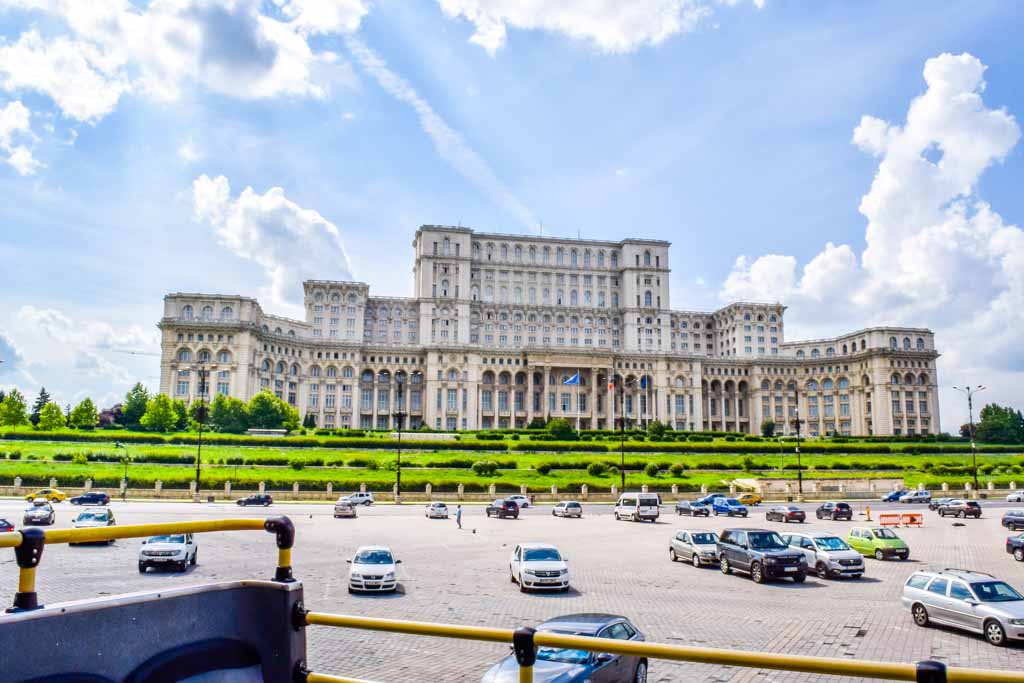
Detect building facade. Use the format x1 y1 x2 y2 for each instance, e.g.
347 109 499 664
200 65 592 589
158 226 941 436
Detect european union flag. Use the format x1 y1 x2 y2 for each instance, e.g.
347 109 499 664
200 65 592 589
563 372 580 385
640 376 648 389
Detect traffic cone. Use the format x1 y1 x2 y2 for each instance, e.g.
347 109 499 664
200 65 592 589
865 505 872 521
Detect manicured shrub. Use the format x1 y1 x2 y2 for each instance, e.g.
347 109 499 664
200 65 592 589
669 463 686 477
644 462 660 477
471 461 500 476
535 463 553 476
587 462 607 477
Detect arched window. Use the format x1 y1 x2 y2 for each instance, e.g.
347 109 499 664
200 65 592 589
410 372 422 384
201 306 213 321
903 337 911 350
570 290 578 306
796 350 805 359
326 366 337 378
918 373 928 385
644 291 652 307
197 349 211 362
473 243 481 259
916 338 925 350
557 289 564 305
261 359 271 371
838 377 850 389
890 374 900 384
787 381 796 391
447 368 458 381
514 245 522 262
611 252 618 267
571 249 578 266
482 371 494 385
583 250 591 267
598 292 606 307
529 246 536 262
499 286 508 303
500 244 508 260
583 290 592 305
744 313 752 321
217 350 231 363
177 349 192 362
807 380 819 392
471 286 479 301
841 344 847 354
811 348 820 358
220 306 233 320
290 363 300 376
644 250 651 266
441 279 449 297
484 286 494 302
826 347 834 357
822 378 834 390
310 365 321 377
761 380 770 391
331 293 340 303
774 380 783 391
514 287 523 304
181 305 193 320
861 339 866 351
361 370 374 383
612 293 619 307
315 292 324 303
889 336 898 350
276 361 287 374
904 373 915 385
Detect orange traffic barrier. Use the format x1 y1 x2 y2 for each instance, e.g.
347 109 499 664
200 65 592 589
878 513 901 527
901 513 923 527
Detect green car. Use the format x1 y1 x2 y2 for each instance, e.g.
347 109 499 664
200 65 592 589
847 526 909 561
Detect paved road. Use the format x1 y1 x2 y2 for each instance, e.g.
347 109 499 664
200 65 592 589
1 496 1023 682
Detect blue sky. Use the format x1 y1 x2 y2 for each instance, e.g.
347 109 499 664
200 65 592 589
1 0 1023 429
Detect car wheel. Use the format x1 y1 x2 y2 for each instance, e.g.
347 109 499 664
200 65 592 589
720 557 731 574
831 514 837 521
614 512 620 520
191 550 197 566
985 619 1007 647
912 603 929 627
519 577 528 593
347 586 354 594
874 549 884 561
816 562 829 579
751 562 764 584
138 562 147 574
1014 548 1024 562
692 553 701 568
633 660 647 683
792 571 806 584
670 549 678 562
510 568 516 583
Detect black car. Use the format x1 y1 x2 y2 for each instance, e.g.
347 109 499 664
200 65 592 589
486 499 519 519
1007 534 1024 562
675 500 710 517
481 613 647 683
937 500 982 518
766 506 805 523
815 502 852 520
70 491 110 506
1001 509 1024 531
0 518 14 532
717 528 807 583
236 494 273 507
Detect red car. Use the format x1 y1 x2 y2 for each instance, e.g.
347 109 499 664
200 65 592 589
0 518 14 533
766 505 806 523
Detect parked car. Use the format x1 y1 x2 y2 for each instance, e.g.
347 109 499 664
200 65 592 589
0 518 13 533
334 497 357 518
1006 491 1024 503
480 614 647 683
69 491 110 506
486 499 520 519
675 500 710 517
881 489 909 502
425 502 449 519
552 501 583 518
347 545 400 593
928 497 955 511
348 492 375 506
815 502 853 520
766 505 805 523
1006 533 1024 562
696 493 726 506
737 492 762 506
783 532 864 579
23 499 55 526
718 528 807 583
236 494 273 507
937 500 982 518
670 529 720 567
712 497 748 518
847 526 909 561
899 491 932 504
614 492 661 522
507 494 531 508
902 568 1024 646
1001 510 1024 531
24 488 65 503
138 533 197 573
509 543 570 592
71 507 117 544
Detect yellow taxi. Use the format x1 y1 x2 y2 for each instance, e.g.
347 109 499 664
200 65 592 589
24 488 66 503
737 492 762 506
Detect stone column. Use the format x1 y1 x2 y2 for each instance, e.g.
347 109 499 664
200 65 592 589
293 482 300 496
13 476 22 491
189 480 196 496
526 371 534 426
259 481 266 494
671 484 678 495
581 484 588 500
1010 481 1017 491
941 482 949 492
392 483 399 502
700 484 707 495
457 483 465 501
641 484 649 493
521 484 528 495
488 483 496 496
729 483 736 495
50 477 57 488
988 481 995 491
326 482 333 495
425 483 432 498
154 480 162 495
360 482 367 493
551 484 558 496
84 478 92 491
610 484 618 497
225 481 231 496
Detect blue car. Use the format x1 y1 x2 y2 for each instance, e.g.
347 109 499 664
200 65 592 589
480 613 647 683
712 497 749 517
696 493 727 506
881 490 909 503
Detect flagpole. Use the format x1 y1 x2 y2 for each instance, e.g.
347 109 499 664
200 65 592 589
576 367 581 433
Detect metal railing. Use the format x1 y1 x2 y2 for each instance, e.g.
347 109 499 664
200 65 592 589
297 612 1024 683
0 517 295 612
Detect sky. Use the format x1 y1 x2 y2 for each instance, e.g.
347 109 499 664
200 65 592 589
1 0 1023 430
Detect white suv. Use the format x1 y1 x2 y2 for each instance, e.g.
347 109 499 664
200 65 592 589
509 543 570 592
783 532 864 580
138 533 197 573
348 492 375 506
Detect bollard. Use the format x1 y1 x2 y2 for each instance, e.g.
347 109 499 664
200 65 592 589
865 505 872 521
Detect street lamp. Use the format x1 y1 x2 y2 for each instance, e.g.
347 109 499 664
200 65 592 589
789 384 803 495
114 441 129 502
194 362 210 503
953 385 986 492
394 372 417 502
615 375 638 491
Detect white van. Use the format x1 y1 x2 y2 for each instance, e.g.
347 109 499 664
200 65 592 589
614 492 661 522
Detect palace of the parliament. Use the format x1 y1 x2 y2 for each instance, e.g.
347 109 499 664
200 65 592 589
159 226 940 437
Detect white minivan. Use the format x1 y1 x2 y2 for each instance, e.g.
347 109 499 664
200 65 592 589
615 492 661 522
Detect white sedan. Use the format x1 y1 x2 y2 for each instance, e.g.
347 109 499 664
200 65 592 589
138 533 197 573
509 543 570 592
334 497 357 518
347 545 400 593
507 494 531 508
1008 491 1024 503
425 502 449 519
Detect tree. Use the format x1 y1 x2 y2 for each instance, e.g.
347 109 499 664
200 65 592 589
171 398 188 431
546 417 576 441
99 403 123 428
761 419 776 438
0 388 28 428
122 383 149 430
959 423 974 439
647 420 667 440
188 400 209 431
140 394 178 432
37 402 65 431
209 393 249 434
247 390 300 431
303 413 317 429
69 397 99 429
30 387 51 426
975 403 1024 444
527 417 547 429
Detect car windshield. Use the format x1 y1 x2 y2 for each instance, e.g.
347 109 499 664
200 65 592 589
748 532 787 550
691 532 718 545
354 550 393 564
148 535 185 544
971 581 1024 603
725 499 741 506
431 503 446 508
523 548 562 562
814 536 850 551
872 528 898 539
77 512 108 521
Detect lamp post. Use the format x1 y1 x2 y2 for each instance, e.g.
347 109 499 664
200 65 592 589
615 376 638 491
394 372 415 502
114 441 128 502
789 384 803 495
953 385 986 492
194 362 209 503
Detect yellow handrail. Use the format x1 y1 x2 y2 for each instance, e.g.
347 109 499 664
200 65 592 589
303 612 1024 683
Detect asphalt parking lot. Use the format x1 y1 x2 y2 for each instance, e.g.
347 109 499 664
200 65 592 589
2 496 1024 682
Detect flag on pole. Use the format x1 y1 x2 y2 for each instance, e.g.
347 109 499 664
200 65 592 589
640 376 648 389
563 372 580 385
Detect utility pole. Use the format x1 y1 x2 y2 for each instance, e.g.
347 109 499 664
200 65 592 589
394 372 409 502
953 385 986 492
195 362 209 503
115 441 128 502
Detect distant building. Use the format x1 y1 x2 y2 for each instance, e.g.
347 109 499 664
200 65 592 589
158 226 940 436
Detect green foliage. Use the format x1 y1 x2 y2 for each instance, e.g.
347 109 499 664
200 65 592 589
290 461 305 470
741 455 757 471
171 399 188 431
209 394 249 434
247 390 299 431
546 418 576 441
69 398 99 429
471 460 500 476
643 462 661 477
669 463 686 476
122 383 149 430
587 461 607 477
535 462 553 475
36 402 65 431
647 420 667 440
71 453 88 465
303 413 317 429
0 389 29 428
976 404 1024 444
140 394 178 433
760 419 776 438
30 387 51 426
527 417 547 429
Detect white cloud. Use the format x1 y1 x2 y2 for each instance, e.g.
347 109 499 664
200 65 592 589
435 0 762 55
192 174 354 310
719 53 1023 425
272 0 369 35
178 137 203 163
345 35 538 231
0 99 43 175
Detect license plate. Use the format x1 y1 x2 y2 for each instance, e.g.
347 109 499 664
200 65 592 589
540 579 558 584
784 566 798 572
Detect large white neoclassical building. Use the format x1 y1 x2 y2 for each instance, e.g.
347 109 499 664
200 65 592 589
159 226 941 437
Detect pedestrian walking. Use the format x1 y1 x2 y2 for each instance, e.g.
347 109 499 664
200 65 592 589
455 504 463 529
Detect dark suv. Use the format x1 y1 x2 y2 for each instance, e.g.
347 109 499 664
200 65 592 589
717 528 808 584
236 494 273 507
486 499 519 519
70 491 110 506
815 502 852 520
937 500 981 518
1002 510 1024 531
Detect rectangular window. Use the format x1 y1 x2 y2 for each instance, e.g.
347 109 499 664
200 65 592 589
579 394 587 412
410 390 421 411
361 389 372 411
498 391 509 411
482 391 493 411
378 389 389 411
561 393 571 412
177 381 189 395
514 391 524 411
326 395 336 409
447 388 457 411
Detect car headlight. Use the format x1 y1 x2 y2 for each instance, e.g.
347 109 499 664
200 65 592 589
559 568 569 575
1009 619 1024 626
350 573 362 579
384 572 395 580
764 558 777 564
523 569 536 575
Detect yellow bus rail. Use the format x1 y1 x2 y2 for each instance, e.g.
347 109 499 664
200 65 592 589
3 517 295 612
300 611 1024 683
